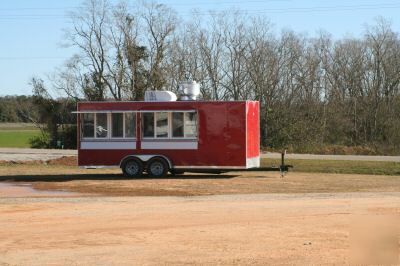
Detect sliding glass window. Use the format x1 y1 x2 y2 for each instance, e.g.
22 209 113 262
111 113 123 138
172 112 184 137
125 113 136 138
142 113 155 138
156 112 169 138
95 113 108 138
82 113 94 138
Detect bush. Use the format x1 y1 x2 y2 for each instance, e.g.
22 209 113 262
29 134 50 149
28 125 77 149
60 125 77 149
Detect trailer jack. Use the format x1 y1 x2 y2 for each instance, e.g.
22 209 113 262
242 150 293 177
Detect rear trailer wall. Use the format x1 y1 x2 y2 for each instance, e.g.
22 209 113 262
77 101 258 169
246 101 260 168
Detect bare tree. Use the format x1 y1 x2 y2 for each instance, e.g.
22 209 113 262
141 2 177 90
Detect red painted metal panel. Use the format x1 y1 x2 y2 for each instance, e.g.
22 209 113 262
77 101 252 168
246 101 260 159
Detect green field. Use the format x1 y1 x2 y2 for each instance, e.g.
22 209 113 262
262 158 400 176
0 123 41 148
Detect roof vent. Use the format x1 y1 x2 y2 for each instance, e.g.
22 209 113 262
178 81 200 101
144 91 177 102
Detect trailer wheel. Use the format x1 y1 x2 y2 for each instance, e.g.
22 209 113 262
147 157 169 178
122 158 143 178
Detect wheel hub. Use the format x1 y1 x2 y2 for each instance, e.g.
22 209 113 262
126 161 139 175
150 162 164 176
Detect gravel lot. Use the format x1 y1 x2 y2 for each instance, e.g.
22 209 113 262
1 149 399 265
0 190 399 265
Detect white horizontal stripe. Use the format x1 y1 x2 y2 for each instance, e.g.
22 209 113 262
141 141 198 150
79 165 248 170
81 141 136 150
173 166 246 169
79 165 119 169
138 110 196 113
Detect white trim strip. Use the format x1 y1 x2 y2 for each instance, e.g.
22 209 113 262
79 165 247 170
81 141 136 150
173 166 247 169
141 141 198 150
139 110 196 113
80 165 119 169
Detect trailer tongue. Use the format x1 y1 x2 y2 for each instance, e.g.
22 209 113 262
173 151 292 177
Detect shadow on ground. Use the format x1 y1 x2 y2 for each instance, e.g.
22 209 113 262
0 173 238 183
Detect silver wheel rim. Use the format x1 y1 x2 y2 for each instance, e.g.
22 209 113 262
150 161 164 176
126 161 140 176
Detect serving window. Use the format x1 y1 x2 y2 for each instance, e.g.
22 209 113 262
142 111 198 139
82 113 95 138
80 112 136 140
125 113 136 138
111 113 123 138
96 113 108 138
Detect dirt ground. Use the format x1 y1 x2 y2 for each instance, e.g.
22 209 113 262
0 191 399 265
0 161 400 265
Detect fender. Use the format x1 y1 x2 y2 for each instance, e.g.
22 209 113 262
119 154 173 169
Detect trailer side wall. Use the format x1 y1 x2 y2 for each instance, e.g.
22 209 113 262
77 101 249 169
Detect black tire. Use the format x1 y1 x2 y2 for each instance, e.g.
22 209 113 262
147 157 169 178
122 158 143 178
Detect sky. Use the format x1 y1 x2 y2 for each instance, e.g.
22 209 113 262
1 0 400 96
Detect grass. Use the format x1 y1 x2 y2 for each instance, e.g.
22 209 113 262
0 123 40 148
0 123 37 130
262 158 400 176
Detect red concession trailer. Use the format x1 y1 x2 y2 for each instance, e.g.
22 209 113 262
75 90 291 177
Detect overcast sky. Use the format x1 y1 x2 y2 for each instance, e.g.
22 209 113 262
1 0 399 96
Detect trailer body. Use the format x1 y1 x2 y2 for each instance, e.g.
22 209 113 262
76 100 260 173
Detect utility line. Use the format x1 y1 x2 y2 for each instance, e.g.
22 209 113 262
0 2 399 21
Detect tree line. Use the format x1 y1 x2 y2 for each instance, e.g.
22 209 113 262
27 0 400 154
0 95 37 123
0 92 76 149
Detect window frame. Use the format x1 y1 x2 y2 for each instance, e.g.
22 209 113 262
81 112 137 140
95 113 109 139
123 112 137 139
111 113 124 139
141 111 198 140
81 113 95 139
182 112 198 139
171 112 185 138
